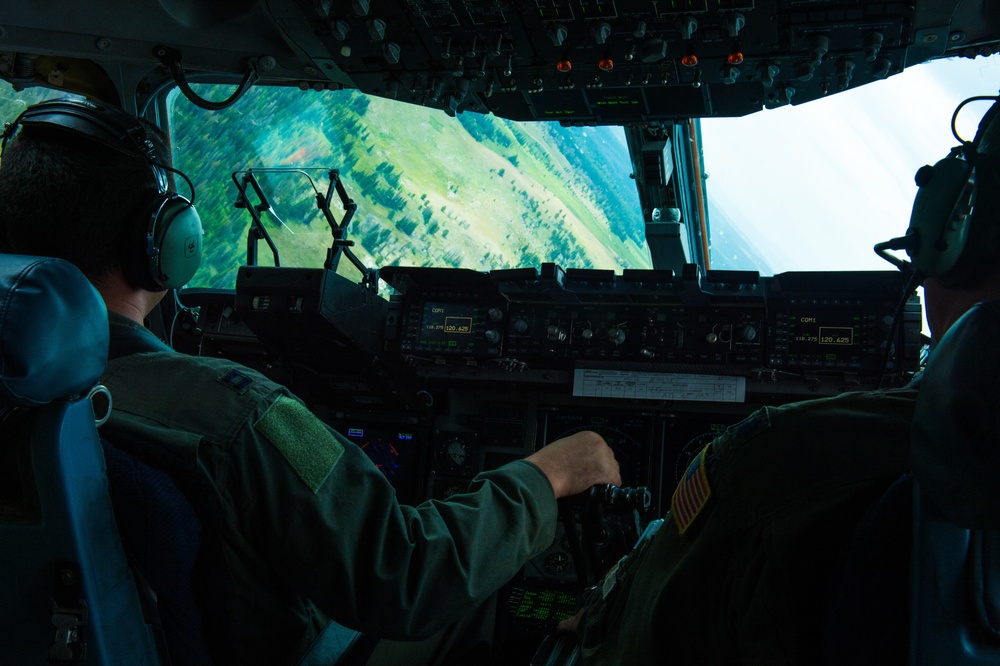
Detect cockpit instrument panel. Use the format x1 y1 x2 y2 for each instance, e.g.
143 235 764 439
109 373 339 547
384 266 921 394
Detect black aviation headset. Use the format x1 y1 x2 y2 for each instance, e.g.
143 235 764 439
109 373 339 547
1 97 203 291
876 93 1000 288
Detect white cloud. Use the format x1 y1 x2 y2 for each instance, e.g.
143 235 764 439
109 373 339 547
701 55 1000 272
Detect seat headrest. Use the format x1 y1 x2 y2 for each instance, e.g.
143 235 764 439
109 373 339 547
0 255 109 406
912 299 1000 530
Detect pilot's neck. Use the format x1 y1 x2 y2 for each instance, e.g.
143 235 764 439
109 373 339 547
91 271 166 325
924 270 1000 341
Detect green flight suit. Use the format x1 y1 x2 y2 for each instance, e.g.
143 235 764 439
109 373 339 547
100 315 557 665
576 388 917 665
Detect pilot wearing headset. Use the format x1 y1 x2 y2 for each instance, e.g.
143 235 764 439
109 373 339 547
558 93 1000 664
0 97 621 666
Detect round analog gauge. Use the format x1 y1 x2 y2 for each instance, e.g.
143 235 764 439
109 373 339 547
674 432 717 485
436 435 473 475
544 551 572 575
436 482 466 500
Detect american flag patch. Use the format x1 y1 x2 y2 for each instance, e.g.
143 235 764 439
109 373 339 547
671 444 712 534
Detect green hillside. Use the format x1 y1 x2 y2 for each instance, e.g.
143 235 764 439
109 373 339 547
168 86 652 288
0 83 654 290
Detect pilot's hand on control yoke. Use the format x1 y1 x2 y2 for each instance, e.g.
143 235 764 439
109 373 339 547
526 430 621 499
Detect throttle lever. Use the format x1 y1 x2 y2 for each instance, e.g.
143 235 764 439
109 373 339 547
588 484 651 512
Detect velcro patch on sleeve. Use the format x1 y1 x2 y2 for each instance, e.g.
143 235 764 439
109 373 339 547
254 395 343 493
671 444 712 534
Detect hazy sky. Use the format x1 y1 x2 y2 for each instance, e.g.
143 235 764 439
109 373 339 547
701 54 1000 272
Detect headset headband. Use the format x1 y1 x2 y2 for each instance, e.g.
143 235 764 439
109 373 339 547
4 98 171 194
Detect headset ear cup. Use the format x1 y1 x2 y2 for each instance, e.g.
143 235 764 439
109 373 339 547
945 161 1000 287
148 196 204 290
121 192 167 291
123 193 203 291
906 156 974 279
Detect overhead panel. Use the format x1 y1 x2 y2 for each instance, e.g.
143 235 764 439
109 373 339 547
2 0 997 123
279 0 993 123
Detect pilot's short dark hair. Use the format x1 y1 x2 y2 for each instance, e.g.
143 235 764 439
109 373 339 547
0 111 172 283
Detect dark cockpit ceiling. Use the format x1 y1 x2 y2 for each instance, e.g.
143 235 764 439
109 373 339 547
2 1 999 122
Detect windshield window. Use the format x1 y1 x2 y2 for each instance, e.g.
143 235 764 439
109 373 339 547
166 87 650 289
4 54 997 288
701 54 1000 274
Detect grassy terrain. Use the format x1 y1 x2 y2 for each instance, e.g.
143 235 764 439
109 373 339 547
169 86 651 288
0 84 652 289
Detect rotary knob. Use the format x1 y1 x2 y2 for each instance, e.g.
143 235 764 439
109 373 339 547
547 325 567 342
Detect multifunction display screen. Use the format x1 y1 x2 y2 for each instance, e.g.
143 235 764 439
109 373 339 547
784 311 864 366
418 301 477 351
342 423 425 503
772 305 876 371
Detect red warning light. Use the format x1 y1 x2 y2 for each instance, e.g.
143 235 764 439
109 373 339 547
681 53 699 67
727 51 744 65
556 59 572 72
598 57 614 72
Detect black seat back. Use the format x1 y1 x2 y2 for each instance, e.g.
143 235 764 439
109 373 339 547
909 298 1000 663
101 439 212 665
